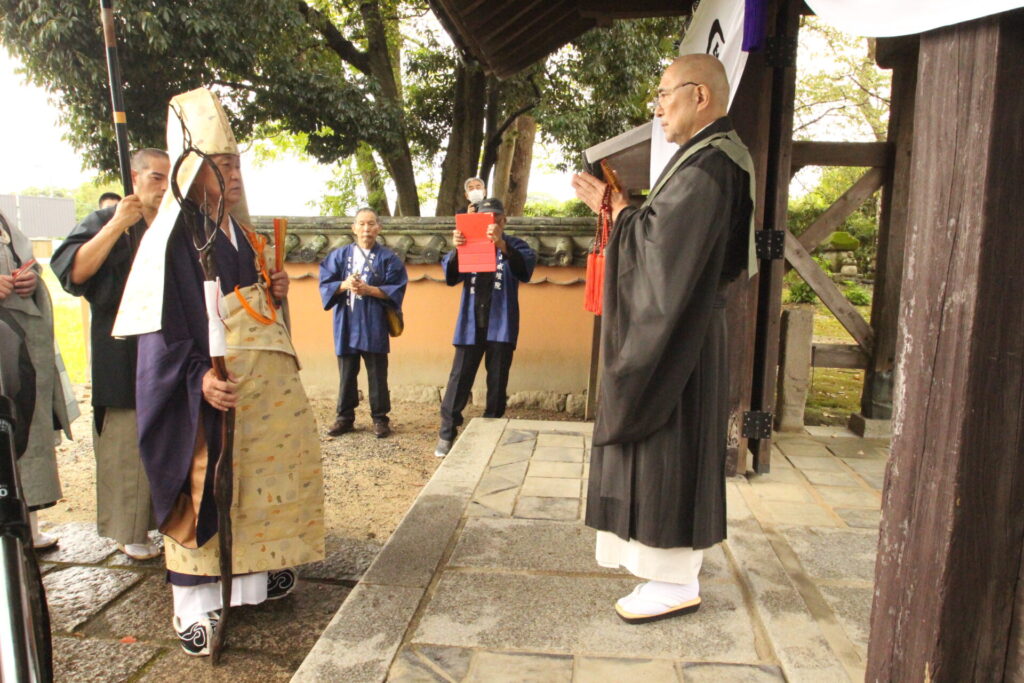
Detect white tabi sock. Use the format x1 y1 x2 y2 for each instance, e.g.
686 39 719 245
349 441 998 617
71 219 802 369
28 511 58 548
616 579 700 616
172 573 269 624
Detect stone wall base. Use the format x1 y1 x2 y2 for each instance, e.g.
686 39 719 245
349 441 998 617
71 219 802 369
386 384 587 418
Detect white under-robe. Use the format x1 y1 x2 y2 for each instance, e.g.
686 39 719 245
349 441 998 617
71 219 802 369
596 531 704 584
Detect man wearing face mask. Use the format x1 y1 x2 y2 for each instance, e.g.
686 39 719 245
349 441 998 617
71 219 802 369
435 197 536 458
457 177 487 214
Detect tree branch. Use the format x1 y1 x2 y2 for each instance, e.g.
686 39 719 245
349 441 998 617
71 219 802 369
296 1 372 75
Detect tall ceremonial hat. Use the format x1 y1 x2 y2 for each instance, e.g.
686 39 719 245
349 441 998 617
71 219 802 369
113 87 249 337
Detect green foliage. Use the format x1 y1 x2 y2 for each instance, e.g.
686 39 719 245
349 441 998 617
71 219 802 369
1 0 408 200
536 18 681 169
790 166 880 275
843 281 871 306
313 159 360 216
795 17 891 142
521 199 592 218
785 273 818 304
827 230 860 251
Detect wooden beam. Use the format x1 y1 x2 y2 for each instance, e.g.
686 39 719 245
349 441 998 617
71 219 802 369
812 343 868 369
784 230 874 352
790 141 891 170
797 167 885 252
867 11 1024 680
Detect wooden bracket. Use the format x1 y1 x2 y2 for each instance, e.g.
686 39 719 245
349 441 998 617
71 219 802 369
742 410 774 439
756 229 786 260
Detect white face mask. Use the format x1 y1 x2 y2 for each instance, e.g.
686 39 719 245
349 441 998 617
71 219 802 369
467 188 485 203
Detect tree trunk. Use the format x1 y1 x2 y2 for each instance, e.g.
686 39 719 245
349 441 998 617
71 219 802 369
491 125 516 204
436 62 487 215
360 1 420 216
504 114 535 216
478 76 502 185
355 143 390 216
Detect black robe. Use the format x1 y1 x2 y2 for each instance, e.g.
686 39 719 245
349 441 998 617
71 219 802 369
51 208 147 421
585 117 752 550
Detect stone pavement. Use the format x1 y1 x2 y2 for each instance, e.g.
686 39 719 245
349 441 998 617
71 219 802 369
294 420 887 682
35 523 379 681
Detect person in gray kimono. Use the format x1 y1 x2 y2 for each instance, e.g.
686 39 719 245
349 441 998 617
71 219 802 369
0 210 73 549
572 54 755 623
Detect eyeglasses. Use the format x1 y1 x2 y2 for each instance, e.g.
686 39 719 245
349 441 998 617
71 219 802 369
654 81 700 104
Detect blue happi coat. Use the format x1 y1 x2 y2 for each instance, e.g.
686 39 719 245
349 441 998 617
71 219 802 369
320 243 408 354
442 235 536 348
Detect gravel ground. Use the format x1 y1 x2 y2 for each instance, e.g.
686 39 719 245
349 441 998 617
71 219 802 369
40 386 580 543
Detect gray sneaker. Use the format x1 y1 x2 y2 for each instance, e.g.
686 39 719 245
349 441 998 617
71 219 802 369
434 438 453 458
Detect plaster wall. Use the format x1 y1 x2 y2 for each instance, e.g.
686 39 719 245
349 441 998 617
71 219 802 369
285 262 593 402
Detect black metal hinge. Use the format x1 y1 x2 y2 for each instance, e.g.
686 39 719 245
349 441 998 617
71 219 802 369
765 35 798 69
742 411 773 440
756 230 785 260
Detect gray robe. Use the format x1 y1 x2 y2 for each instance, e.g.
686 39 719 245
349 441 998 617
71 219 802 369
585 117 752 550
0 219 72 509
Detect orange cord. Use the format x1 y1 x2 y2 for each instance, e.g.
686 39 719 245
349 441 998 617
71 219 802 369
233 226 278 325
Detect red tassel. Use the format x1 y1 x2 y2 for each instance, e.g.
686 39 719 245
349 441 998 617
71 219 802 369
584 185 613 315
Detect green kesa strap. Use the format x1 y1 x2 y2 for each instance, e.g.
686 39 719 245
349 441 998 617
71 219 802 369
644 131 758 278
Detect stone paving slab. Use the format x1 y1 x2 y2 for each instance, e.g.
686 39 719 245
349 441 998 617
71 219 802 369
777 526 878 583
447 518 731 581
389 644 474 681
44 566 144 632
412 572 760 662
680 662 785 681
53 636 161 683
814 486 881 509
574 656 679 682
817 583 873 652
36 522 119 565
139 648 297 682
466 651 574 682
513 496 581 521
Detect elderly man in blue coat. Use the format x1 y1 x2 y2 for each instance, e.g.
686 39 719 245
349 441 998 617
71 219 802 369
320 208 408 438
435 197 536 457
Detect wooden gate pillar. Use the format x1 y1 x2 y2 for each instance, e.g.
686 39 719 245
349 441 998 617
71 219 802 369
867 10 1024 680
857 39 918 422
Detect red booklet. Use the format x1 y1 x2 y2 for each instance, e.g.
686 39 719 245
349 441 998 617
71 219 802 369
456 212 497 273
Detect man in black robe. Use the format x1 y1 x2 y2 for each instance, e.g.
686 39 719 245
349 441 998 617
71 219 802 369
572 54 754 623
51 148 169 561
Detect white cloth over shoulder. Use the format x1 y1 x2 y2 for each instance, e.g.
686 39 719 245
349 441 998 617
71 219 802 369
804 0 1024 37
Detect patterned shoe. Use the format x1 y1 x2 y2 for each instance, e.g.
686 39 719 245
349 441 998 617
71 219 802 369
267 568 297 600
173 612 218 657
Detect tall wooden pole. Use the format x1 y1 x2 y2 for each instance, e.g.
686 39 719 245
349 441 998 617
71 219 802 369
867 9 1024 679
99 0 133 196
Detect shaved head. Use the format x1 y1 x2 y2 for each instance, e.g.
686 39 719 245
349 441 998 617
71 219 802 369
668 54 730 115
655 53 730 144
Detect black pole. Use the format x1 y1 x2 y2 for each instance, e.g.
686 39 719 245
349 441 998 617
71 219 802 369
100 0 133 196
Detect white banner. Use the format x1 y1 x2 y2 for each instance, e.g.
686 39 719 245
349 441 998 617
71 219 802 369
805 0 1024 37
651 0 749 185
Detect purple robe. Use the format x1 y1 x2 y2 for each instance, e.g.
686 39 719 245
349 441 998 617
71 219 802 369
135 213 260 582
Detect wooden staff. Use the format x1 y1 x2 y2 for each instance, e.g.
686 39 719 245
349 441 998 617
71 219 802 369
170 142 235 665
99 0 133 196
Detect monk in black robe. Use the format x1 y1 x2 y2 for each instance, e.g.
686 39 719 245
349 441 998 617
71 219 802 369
572 54 754 623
